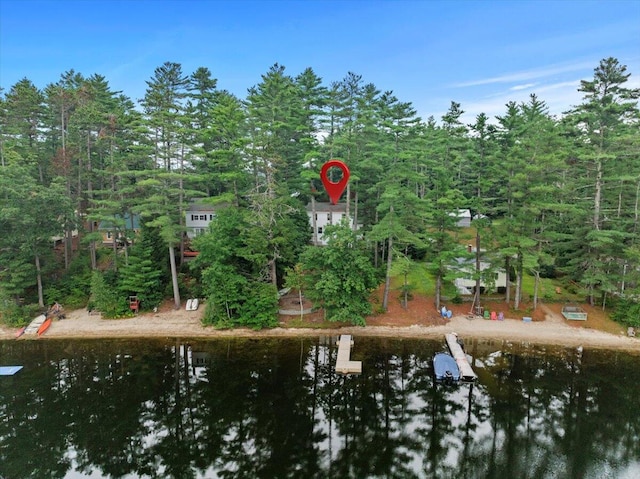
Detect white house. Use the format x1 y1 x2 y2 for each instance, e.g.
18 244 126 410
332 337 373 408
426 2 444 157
453 257 508 294
186 202 217 239
306 202 355 245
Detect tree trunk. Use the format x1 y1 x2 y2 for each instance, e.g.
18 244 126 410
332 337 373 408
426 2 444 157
353 189 358 232
169 245 181 309
402 268 408 310
514 251 522 310
35 251 44 308
435 272 442 312
345 182 350 217
473 230 481 313
64 227 71 270
111 228 117 269
373 204 380 268
311 195 318 245
179 144 185 265
593 155 603 230
532 270 540 310
298 288 304 320
504 256 511 304
87 131 97 271
382 235 393 311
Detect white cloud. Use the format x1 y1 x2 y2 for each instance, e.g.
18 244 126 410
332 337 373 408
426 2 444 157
451 61 595 88
510 83 537 91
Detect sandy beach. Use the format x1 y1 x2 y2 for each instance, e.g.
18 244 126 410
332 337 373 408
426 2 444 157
3 303 639 353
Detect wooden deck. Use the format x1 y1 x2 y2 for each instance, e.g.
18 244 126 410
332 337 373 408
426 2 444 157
445 333 477 382
335 334 362 374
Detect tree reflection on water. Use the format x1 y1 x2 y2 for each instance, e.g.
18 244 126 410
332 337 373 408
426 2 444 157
1 337 639 478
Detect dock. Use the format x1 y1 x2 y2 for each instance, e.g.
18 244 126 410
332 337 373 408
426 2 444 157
445 333 477 382
335 334 362 374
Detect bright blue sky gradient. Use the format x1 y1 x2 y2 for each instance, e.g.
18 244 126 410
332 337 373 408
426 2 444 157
1 0 639 123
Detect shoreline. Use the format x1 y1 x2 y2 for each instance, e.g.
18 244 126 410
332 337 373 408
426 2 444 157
3 306 640 353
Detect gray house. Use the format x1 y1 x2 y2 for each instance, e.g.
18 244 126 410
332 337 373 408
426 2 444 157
185 202 217 239
449 209 472 228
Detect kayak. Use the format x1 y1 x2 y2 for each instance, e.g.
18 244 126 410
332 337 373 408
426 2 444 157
37 318 52 336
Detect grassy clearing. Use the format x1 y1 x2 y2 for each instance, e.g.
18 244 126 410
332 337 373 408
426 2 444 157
390 262 436 296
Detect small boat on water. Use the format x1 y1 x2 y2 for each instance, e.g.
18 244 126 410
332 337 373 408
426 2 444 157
37 318 52 336
433 352 460 383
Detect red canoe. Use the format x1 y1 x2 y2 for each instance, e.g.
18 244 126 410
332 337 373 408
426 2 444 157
15 326 26 339
37 318 52 336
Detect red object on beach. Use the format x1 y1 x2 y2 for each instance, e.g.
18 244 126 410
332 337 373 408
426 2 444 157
15 326 26 339
320 160 350 205
37 318 52 336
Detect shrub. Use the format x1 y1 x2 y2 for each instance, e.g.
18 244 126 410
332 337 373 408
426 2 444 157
611 298 640 328
90 271 129 318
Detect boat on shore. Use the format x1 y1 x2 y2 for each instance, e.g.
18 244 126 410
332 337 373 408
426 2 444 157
37 318 52 336
433 352 460 383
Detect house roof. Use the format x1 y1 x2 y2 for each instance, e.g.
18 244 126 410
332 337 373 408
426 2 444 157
305 202 348 213
449 209 471 218
97 213 140 230
186 200 231 213
454 257 503 272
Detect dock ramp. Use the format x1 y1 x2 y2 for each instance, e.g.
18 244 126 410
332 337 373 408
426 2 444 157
445 333 477 382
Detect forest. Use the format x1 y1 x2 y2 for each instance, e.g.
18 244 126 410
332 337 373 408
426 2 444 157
0 57 638 328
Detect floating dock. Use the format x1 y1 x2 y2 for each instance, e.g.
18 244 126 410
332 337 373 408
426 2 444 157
445 333 477 382
335 334 362 374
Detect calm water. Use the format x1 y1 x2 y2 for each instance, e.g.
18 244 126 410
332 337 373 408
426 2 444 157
1 337 639 479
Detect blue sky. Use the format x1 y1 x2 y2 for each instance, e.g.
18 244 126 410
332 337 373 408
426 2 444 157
1 0 638 123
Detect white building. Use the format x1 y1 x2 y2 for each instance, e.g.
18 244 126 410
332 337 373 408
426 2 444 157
453 257 508 294
186 202 217 239
306 202 355 245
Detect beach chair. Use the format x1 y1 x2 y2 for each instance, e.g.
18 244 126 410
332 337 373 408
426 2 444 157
498 312 504 321
490 311 497 321
483 310 490 320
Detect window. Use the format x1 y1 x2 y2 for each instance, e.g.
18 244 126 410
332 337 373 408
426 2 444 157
327 212 332 224
199 215 206 220
106 232 112 239
209 214 214 220
191 214 197 221
318 227 323 235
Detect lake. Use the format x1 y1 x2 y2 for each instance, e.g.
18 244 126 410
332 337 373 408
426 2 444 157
1 337 639 479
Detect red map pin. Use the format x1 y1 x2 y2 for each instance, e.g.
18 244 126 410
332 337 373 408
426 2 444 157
320 159 350 205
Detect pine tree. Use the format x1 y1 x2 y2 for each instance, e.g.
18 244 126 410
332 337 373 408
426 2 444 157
564 58 640 305
138 62 189 309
